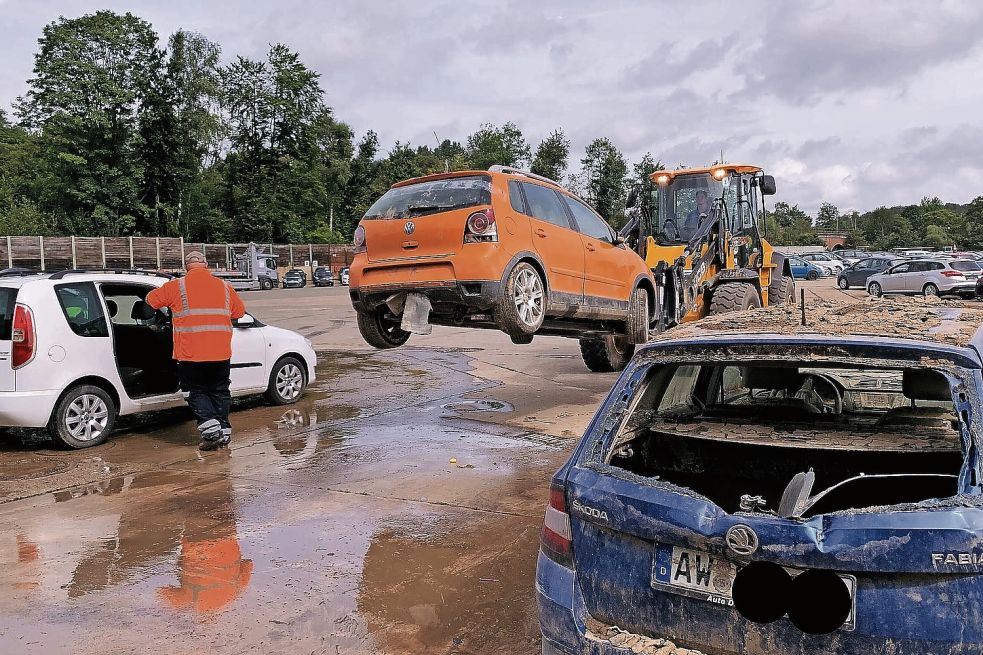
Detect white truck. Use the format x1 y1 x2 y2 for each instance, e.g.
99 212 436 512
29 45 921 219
214 244 280 291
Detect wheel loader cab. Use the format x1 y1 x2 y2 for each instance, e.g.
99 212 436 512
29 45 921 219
642 165 770 271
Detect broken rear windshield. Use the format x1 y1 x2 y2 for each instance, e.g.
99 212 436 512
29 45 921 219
362 175 492 220
606 361 970 518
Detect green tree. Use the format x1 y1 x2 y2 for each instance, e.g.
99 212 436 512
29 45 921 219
768 202 821 246
920 196 963 248
219 44 353 242
530 129 569 181
163 30 223 238
579 137 628 227
859 207 913 250
629 152 663 221
923 224 952 250
465 122 530 170
962 196 983 250
815 201 840 231
17 11 164 235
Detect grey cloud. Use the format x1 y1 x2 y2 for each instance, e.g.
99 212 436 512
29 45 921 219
738 0 983 104
1 1 981 214
622 37 739 91
796 137 841 159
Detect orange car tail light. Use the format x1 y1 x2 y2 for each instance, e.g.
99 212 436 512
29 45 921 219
353 225 366 253
464 208 498 243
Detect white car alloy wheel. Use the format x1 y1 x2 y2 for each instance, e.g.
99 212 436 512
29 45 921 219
275 363 304 401
513 267 545 328
65 394 110 442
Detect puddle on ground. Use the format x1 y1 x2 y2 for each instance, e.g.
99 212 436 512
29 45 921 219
0 345 566 653
440 399 514 413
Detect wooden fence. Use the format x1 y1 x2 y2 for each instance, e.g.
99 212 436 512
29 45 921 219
0 236 357 273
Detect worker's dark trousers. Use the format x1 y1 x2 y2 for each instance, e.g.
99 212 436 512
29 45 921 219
177 360 232 430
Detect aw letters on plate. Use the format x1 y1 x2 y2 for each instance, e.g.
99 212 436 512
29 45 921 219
652 544 738 606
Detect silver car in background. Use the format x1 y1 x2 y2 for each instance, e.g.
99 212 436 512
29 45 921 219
800 252 845 275
867 258 981 298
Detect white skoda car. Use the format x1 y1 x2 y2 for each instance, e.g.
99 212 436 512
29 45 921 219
0 270 317 448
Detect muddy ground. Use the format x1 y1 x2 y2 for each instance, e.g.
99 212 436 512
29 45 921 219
0 280 865 654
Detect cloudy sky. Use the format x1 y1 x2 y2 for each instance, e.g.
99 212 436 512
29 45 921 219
2 0 982 214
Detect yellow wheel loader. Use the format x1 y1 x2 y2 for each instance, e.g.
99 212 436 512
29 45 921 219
579 163 796 372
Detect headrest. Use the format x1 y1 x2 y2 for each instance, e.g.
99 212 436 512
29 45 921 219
902 369 952 402
131 300 155 321
106 299 118 318
741 366 801 390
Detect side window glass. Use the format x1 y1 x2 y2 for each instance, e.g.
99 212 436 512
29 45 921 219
565 196 614 241
508 180 525 214
520 182 570 228
932 262 945 271
55 282 109 337
100 284 154 326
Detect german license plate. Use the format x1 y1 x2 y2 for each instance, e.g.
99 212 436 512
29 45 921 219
651 544 857 628
652 544 738 606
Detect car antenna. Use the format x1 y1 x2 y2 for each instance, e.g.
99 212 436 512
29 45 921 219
800 288 807 326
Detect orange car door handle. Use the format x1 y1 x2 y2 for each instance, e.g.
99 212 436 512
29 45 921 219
585 242 596 252
534 228 547 238
402 240 418 249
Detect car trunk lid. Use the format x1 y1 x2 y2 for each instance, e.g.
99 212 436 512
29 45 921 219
361 174 492 263
567 465 983 651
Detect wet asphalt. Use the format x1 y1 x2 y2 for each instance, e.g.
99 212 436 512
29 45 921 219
0 279 861 654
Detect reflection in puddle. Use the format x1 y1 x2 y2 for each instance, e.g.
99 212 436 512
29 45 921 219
157 464 253 614
4 462 252 616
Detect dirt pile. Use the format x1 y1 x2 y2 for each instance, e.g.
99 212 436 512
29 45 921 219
656 296 983 347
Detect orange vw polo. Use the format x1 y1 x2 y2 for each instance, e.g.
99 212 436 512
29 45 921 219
348 166 656 349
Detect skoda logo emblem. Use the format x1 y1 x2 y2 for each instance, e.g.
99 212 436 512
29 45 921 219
404 221 415 235
725 524 759 556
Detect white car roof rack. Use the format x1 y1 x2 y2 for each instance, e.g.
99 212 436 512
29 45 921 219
488 165 562 188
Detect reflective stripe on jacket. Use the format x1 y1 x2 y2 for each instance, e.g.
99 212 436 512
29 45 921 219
147 269 247 362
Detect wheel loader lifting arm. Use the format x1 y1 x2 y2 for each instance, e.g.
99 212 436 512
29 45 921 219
659 200 728 327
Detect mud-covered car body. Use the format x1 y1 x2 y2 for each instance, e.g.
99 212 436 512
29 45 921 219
538 301 983 655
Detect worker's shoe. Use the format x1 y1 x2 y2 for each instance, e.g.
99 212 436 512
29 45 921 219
197 419 226 450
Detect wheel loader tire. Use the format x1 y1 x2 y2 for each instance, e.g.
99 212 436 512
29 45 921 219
580 335 634 373
774 275 796 306
709 282 762 316
626 287 649 345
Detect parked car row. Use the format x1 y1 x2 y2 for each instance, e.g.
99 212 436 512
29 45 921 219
281 267 350 289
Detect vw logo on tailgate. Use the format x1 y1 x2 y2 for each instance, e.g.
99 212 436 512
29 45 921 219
725 524 759 556
404 221 415 235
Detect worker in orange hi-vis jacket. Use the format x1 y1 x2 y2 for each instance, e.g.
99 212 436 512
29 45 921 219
147 251 246 450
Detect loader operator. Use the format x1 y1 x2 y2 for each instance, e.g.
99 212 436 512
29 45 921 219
681 189 711 240
147 251 246 450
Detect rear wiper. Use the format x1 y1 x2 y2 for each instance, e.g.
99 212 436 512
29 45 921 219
407 204 455 215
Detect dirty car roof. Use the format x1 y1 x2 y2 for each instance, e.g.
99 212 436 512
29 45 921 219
644 296 983 365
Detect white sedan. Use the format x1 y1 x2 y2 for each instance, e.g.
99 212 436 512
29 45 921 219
0 271 317 448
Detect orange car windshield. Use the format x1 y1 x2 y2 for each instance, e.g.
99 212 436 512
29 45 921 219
363 175 491 220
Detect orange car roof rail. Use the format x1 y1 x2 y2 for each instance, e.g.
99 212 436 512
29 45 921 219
488 165 562 188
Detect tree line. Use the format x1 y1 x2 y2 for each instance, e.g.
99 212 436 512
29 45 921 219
764 198 983 250
0 10 980 250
